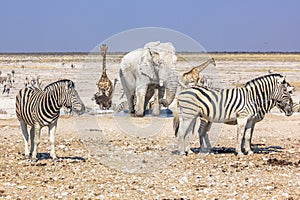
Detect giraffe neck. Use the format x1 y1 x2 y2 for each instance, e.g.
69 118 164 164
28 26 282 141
102 51 107 72
194 58 214 72
201 59 213 69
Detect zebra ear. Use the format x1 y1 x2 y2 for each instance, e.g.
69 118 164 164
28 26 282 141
277 76 285 84
287 86 294 93
66 81 74 90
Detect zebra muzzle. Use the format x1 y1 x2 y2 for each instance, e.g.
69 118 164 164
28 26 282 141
284 107 293 116
73 104 85 115
66 107 72 113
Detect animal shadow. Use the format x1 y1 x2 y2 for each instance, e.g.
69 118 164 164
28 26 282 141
251 144 283 154
191 144 283 155
191 147 236 154
171 147 236 155
36 153 86 162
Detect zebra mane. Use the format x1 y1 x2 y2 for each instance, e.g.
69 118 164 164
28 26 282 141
245 73 283 87
44 79 74 90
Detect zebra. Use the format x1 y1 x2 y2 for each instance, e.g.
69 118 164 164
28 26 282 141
173 73 293 156
2 79 12 96
16 79 85 162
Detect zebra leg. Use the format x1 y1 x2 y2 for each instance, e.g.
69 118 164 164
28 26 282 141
236 117 248 156
48 121 58 160
204 121 213 151
29 126 35 157
244 121 255 155
31 125 41 162
20 121 30 159
198 119 213 152
178 116 195 155
198 119 207 151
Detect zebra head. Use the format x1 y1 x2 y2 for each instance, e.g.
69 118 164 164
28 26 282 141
274 76 293 116
62 80 85 115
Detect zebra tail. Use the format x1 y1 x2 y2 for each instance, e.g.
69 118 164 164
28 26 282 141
173 98 180 137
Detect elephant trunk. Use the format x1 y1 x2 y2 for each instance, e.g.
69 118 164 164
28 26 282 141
165 85 177 106
159 73 178 107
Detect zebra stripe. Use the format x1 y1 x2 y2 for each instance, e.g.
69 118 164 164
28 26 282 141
16 79 85 161
174 73 293 156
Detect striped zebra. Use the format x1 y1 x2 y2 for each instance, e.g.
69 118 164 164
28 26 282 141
16 79 85 162
174 74 293 156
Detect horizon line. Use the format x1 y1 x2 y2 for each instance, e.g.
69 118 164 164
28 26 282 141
0 51 300 55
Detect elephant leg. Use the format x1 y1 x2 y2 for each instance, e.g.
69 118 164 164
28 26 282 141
119 71 135 114
129 95 135 114
135 86 147 117
152 88 160 116
145 84 155 114
153 85 165 116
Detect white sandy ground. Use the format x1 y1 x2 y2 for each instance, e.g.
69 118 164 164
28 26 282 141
0 54 300 199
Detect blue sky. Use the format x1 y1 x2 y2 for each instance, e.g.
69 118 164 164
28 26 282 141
0 0 299 52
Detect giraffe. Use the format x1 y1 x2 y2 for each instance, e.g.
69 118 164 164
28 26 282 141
94 78 118 110
94 44 116 110
181 57 216 87
97 44 113 97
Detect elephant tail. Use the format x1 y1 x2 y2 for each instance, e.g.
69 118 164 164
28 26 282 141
173 98 180 137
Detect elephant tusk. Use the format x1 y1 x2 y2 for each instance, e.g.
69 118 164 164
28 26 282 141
159 80 164 87
178 80 188 89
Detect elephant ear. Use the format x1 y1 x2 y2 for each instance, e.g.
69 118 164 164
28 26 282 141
140 64 156 79
139 49 160 79
148 49 160 66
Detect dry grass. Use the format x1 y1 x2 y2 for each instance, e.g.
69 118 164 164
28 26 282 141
290 81 300 88
210 53 300 62
241 68 300 73
0 65 55 69
1 53 300 64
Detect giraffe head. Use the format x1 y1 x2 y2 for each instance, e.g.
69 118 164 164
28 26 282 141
100 44 108 55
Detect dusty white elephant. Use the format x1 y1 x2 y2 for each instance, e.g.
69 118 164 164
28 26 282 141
119 41 179 117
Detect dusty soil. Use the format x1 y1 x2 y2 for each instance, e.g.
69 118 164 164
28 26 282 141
0 53 300 199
